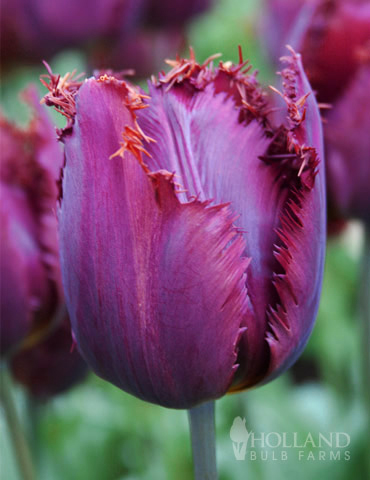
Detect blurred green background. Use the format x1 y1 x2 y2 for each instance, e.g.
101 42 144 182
1 0 368 479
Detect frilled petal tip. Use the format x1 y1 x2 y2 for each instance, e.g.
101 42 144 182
11 315 88 400
42 48 325 406
259 48 325 385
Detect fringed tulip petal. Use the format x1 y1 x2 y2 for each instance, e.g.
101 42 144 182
136 52 325 388
263 51 326 382
137 74 285 385
59 78 249 408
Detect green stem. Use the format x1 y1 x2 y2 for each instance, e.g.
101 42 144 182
188 401 218 480
0 368 36 480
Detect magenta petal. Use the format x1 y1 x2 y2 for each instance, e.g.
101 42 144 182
11 314 88 400
263 51 326 382
325 65 370 224
60 78 249 408
136 52 325 387
0 184 48 355
137 80 286 385
0 94 63 356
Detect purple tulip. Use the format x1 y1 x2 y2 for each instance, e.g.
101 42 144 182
0 0 144 67
325 64 370 224
42 49 325 409
11 315 88 400
262 0 370 225
90 0 215 77
1 0 213 73
92 27 186 78
0 87 64 356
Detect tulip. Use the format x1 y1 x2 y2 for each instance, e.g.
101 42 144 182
11 316 88 400
92 27 186 78
262 0 370 225
0 0 143 68
1 0 213 75
42 47 325 409
0 87 63 357
324 63 370 224
90 0 215 77
41 48 325 478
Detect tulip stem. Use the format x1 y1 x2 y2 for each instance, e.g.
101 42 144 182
0 367 36 480
188 401 218 480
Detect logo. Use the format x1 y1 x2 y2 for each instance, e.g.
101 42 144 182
229 417 351 462
230 417 251 460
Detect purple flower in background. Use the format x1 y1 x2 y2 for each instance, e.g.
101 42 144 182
11 315 88 400
0 88 64 356
92 27 186 78
1 0 214 76
0 0 143 68
90 0 215 76
42 49 325 409
262 0 370 225
325 63 370 224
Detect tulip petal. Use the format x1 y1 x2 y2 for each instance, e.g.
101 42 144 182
137 73 282 385
136 50 325 387
11 314 88 399
287 0 370 103
263 51 326 382
60 77 249 408
0 184 48 355
0 96 63 355
325 65 370 224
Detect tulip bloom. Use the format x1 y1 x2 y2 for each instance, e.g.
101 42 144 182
91 0 215 76
0 0 143 68
1 0 213 75
11 315 88 400
0 87 63 356
42 48 325 409
262 0 370 225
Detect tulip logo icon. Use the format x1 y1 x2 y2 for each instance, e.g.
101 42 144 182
230 417 251 460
